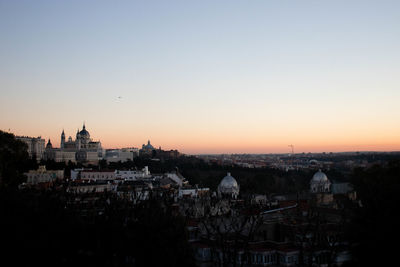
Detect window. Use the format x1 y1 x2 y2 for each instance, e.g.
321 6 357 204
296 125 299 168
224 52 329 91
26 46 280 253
257 254 261 263
280 255 285 263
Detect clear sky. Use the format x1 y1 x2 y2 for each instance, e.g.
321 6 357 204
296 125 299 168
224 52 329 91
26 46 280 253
1 0 399 154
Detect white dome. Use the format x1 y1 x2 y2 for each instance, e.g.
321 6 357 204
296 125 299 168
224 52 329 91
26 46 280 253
311 170 329 183
310 169 331 193
218 172 239 196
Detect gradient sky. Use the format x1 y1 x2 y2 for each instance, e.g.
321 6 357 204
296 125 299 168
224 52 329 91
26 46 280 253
1 0 400 154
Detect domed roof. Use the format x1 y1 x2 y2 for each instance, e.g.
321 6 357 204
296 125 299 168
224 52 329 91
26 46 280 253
79 124 90 138
143 140 154 150
46 139 52 149
218 172 239 193
311 169 329 183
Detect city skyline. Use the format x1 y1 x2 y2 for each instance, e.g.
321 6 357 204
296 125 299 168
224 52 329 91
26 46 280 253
5 122 400 155
1 1 400 154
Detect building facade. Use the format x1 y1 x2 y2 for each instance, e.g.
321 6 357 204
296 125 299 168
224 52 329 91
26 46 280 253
45 124 104 163
310 170 331 193
16 135 45 161
24 165 64 184
218 172 240 198
105 147 139 162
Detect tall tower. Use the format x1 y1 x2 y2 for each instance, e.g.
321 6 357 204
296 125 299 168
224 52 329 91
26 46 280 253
61 129 65 149
76 129 81 150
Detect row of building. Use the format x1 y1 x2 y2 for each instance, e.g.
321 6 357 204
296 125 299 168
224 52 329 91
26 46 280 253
21 164 357 266
185 171 356 266
16 124 179 163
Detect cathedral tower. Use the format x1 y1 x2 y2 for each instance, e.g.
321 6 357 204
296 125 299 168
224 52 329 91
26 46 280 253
61 130 65 149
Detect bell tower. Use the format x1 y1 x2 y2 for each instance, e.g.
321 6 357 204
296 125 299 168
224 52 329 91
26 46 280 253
61 129 65 149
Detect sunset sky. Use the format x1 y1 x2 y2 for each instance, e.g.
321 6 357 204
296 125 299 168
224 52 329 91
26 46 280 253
1 0 400 154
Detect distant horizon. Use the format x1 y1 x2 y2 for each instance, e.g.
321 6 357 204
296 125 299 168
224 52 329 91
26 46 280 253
4 127 400 155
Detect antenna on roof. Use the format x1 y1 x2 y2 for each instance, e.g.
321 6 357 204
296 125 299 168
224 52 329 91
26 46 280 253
288 144 294 155
288 144 295 168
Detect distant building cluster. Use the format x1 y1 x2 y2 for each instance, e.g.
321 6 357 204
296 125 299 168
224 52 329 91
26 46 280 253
185 170 357 266
20 162 358 266
139 140 180 158
16 123 179 163
198 152 382 171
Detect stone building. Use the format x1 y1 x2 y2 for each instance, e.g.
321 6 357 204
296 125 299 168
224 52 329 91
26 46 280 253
310 169 331 193
24 165 64 184
16 135 45 161
218 172 240 198
45 123 104 163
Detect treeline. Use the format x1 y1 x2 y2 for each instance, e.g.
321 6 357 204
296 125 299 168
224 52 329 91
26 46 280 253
348 161 400 265
38 155 350 195
181 167 349 195
0 188 195 267
0 130 195 267
0 130 37 186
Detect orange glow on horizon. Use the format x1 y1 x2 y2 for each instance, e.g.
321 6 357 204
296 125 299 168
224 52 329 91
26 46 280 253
4 126 400 155
3 114 400 155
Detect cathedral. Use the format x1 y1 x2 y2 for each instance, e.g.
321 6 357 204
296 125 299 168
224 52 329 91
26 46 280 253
45 123 104 163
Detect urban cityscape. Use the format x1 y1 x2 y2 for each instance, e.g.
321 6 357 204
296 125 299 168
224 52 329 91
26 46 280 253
1 1 400 267
1 124 399 266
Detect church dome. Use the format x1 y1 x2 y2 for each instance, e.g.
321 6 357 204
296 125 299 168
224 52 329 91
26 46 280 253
79 124 90 138
46 139 52 149
310 169 331 193
143 140 154 150
311 170 329 183
218 172 239 196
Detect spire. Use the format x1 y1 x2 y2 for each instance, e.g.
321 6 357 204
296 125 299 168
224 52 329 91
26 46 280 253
83 122 86 130
46 138 52 148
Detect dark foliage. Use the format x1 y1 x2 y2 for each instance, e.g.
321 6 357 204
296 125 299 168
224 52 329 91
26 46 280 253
0 130 34 187
0 188 195 267
349 161 400 265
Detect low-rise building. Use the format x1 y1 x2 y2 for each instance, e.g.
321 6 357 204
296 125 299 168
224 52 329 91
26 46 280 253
115 167 151 180
16 135 45 161
24 165 64 184
80 170 116 180
105 147 139 162
179 188 210 198
67 181 113 193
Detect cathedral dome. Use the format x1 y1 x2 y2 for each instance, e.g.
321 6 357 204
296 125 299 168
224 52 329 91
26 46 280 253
46 139 52 149
218 172 239 196
143 140 154 150
311 170 329 183
310 169 331 193
79 125 90 138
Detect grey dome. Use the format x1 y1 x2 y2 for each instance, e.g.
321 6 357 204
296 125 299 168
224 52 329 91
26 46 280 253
311 170 328 183
218 172 239 195
79 125 90 138
46 139 52 149
143 140 154 150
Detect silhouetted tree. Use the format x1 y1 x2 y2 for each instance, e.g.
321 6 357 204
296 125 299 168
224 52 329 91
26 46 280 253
349 161 400 265
0 130 29 187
